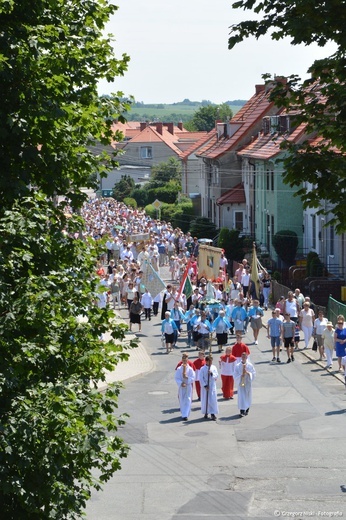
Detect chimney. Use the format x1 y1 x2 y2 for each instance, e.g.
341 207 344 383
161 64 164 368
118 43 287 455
140 122 147 131
166 122 174 135
155 122 163 135
255 84 265 95
274 75 287 87
178 122 183 130
274 76 288 92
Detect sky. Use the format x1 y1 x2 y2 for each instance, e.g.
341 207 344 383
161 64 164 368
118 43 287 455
97 0 336 104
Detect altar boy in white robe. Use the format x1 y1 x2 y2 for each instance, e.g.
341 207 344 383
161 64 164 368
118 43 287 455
234 352 256 417
199 355 219 421
175 354 195 421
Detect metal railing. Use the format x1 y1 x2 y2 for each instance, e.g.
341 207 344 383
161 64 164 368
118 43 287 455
327 296 346 324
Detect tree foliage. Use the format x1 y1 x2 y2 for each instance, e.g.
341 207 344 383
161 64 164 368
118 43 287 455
306 251 325 277
184 103 233 131
150 157 182 187
218 228 244 263
130 157 182 207
189 217 218 239
129 187 149 207
272 230 298 266
112 175 136 201
229 0 346 232
0 0 135 517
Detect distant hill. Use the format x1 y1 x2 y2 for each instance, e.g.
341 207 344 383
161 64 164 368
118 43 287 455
126 99 246 124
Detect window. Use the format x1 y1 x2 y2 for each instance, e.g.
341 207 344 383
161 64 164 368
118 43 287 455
262 117 270 135
279 115 291 133
270 116 279 134
140 146 152 159
266 168 274 191
234 211 244 231
312 215 316 249
330 225 335 256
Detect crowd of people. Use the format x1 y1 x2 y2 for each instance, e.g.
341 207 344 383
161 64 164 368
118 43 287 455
77 197 346 421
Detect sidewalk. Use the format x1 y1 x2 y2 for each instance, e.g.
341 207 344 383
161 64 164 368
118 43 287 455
100 264 173 389
261 307 345 384
97 316 155 391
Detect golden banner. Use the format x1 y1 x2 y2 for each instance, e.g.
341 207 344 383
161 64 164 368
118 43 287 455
198 244 222 280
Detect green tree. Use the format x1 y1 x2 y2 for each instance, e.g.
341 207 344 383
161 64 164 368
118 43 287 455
150 157 182 187
123 196 137 208
218 228 244 263
272 230 298 266
146 182 180 204
185 103 233 131
228 0 346 232
306 251 325 277
129 187 148 207
112 175 136 201
0 1 134 517
164 200 195 232
189 217 218 239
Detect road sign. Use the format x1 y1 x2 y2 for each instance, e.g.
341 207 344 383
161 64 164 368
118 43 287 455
152 199 162 210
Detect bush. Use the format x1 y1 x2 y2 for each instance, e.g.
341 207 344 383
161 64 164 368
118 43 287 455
170 201 195 232
144 204 156 218
272 230 298 266
218 228 244 262
130 188 148 207
123 197 137 209
189 217 218 239
146 183 180 205
218 228 232 260
143 200 194 232
272 271 282 282
306 251 324 277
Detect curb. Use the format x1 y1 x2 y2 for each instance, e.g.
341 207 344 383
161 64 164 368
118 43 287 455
95 310 155 391
300 348 345 384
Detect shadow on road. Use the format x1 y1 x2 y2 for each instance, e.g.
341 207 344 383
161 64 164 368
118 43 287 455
325 409 346 416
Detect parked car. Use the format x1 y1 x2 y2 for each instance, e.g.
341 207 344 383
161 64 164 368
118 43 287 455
198 238 213 245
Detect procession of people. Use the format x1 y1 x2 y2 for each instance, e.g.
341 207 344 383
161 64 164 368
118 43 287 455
77 197 345 423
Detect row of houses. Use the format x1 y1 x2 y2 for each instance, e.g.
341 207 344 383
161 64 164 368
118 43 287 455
105 79 345 277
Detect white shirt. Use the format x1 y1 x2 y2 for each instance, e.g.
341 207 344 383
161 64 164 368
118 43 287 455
314 317 328 335
220 257 228 269
141 293 153 308
241 273 250 286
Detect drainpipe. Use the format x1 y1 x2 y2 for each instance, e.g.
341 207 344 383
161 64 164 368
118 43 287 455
248 160 256 236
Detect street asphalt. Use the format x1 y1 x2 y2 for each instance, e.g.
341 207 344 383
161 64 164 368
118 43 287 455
86 267 346 519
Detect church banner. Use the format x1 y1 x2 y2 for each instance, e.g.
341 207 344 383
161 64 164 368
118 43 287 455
129 233 150 242
198 244 222 281
141 261 166 298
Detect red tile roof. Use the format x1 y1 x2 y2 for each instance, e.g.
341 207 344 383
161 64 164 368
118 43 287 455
307 135 341 154
237 123 307 160
217 183 246 205
197 86 277 160
113 124 207 157
180 130 216 161
122 125 184 156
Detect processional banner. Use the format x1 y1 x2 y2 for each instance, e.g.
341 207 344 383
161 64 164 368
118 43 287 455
198 245 222 281
141 261 166 299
